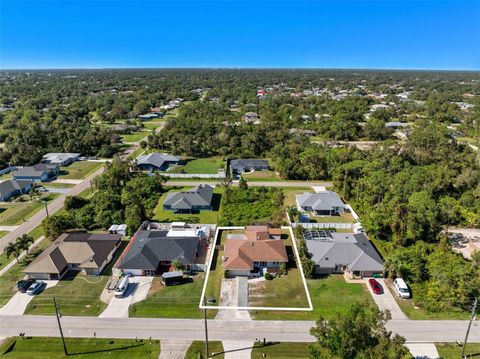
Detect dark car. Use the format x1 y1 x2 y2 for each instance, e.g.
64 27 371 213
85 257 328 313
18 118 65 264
16 279 35 293
368 278 383 295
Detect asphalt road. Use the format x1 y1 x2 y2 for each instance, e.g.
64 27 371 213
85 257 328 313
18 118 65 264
0 316 478 343
0 166 105 253
164 181 333 187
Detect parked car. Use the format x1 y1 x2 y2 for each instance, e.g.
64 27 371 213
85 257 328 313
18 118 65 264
393 278 411 299
114 274 131 298
368 278 383 295
26 281 45 295
17 279 35 293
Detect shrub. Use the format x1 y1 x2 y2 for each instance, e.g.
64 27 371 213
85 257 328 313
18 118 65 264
224 270 230 278
264 272 273 280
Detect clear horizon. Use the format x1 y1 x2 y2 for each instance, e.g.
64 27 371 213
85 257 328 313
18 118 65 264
1 0 479 70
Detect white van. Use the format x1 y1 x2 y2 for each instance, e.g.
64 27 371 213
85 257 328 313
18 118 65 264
393 278 411 299
114 274 131 297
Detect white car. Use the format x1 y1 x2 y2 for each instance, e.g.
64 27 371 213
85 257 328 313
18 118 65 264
393 278 411 299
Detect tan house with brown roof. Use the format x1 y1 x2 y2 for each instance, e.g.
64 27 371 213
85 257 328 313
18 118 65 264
223 226 288 277
24 233 122 280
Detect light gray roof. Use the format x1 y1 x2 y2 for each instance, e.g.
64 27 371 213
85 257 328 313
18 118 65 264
0 179 32 197
13 163 58 178
231 159 269 171
385 122 409 128
305 231 383 272
42 153 80 164
136 153 180 169
296 191 345 211
117 230 199 270
163 184 213 210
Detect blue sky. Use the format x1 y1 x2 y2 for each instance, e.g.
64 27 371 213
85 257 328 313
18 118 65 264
1 0 479 70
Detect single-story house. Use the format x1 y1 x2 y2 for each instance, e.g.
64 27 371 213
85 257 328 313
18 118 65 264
244 112 259 123
24 232 122 280
13 163 60 182
223 226 287 277
111 124 139 134
304 230 383 278
296 190 346 216
0 179 33 202
385 122 409 128
114 225 205 276
162 184 213 213
138 113 160 120
135 153 181 172
41 153 81 166
230 159 269 175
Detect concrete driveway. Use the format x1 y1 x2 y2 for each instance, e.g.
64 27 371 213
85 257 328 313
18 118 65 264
365 278 408 320
99 277 153 318
215 278 251 320
159 340 192 359
406 343 440 359
223 340 253 359
0 280 58 316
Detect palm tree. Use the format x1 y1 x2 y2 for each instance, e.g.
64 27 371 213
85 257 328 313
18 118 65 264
5 242 21 264
17 234 34 255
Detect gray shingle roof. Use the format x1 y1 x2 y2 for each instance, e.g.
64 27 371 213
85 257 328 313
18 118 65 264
305 231 383 272
0 179 32 198
13 163 58 178
163 184 213 210
296 191 345 211
231 159 269 172
117 230 199 270
136 153 180 169
42 153 80 164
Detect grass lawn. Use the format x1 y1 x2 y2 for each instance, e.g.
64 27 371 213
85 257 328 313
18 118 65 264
0 337 160 358
126 146 145 159
185 341 224 359
0 230 7 238
130 273 216 319
435 343 480 359
0 193 59 226
42 182 76 189
169 158 226 174
251 342 313 359
310 213 356 224
0 236 50 307
58 161 103 180
152 186 223 224
282 187 313 207
249 231 309 309
121 131 151 143
243 170 281 181
0 172 12 181
386 281 470 320
252 274 374 321
25 272 109 316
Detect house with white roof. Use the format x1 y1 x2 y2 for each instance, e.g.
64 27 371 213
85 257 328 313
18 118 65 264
296 190 346 216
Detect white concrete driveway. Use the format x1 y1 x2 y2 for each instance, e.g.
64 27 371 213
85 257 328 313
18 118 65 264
365 278 408 320
406 343 440 359
159 340 192 359
0 280 58 316
223 340 253 359
215 278 251 320
99 277 153 318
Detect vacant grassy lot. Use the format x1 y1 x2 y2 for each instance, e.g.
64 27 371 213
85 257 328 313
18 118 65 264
58 161 103 180
152 186 222 224
185 341 224 359
435 343 480 359
121 131 151 143
249 231 309 309
251 342 313 359
25 272 108 316
0 236 50 307
0 193 59 226
130 273 216 319
243 170 281 181
252 274 373 321
0 337 160 358
219 187 286 226
386 281 469 320
169 158 226 174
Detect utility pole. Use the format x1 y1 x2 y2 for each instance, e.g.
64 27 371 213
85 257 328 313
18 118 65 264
462 296 478 359
53 296 68 356
203 297 209 359
42 200 49 217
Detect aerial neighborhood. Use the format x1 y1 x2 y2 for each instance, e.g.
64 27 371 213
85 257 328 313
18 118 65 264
0 69 479 359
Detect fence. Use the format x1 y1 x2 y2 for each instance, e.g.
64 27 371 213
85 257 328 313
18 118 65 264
159 173 226 179
291 222 355 230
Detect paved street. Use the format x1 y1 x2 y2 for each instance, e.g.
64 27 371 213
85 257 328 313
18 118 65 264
165 180 333 188
0 166 104 253
0 315 478 343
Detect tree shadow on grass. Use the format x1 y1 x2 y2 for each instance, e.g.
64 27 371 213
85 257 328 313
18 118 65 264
68 342 149 356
